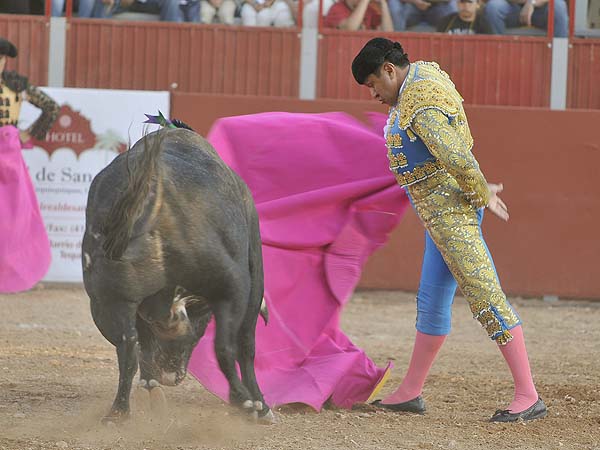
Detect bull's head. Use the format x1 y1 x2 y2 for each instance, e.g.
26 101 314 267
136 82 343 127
138 287 212 386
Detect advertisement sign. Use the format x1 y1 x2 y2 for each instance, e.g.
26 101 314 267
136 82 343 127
20 88 169 283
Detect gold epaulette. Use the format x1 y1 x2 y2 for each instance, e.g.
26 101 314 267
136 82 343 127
398 62 464 130
0 81 23 127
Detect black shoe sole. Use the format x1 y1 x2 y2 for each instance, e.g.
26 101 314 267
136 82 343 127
371 396 426 414
490 398 547 423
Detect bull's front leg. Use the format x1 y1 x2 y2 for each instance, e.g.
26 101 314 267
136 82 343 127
212 302 253 410
134 315 170 418
100 304 140 425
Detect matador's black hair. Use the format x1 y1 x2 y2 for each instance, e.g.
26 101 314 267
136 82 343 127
0 38 17 58
352 38 410 85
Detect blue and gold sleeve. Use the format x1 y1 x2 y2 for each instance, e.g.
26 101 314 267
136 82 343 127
411 109 490 209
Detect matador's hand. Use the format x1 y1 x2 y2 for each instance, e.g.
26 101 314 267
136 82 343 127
487 183 509 221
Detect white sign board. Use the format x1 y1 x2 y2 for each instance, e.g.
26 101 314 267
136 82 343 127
20 88 169 283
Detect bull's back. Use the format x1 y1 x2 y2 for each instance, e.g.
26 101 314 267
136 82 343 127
156 132 256 282
83 128 256 298
159 130 254 241
87 129 249 228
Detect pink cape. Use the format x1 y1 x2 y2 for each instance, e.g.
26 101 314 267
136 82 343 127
0 125 51 293
187 112 408 410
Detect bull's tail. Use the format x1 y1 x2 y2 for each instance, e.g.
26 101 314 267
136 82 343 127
248 206 267 327
102 131 165 259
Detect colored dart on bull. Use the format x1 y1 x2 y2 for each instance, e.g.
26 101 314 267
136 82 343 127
143 110 173 128
143 111 194 131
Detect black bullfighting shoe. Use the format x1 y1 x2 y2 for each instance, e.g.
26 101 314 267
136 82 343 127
490 398 547 423
371 396 426 414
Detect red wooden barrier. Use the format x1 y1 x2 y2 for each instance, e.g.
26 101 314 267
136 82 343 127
65 20 301 96
172 93 600 299
317 31 553 107
0 14 50 86
568 38 600 109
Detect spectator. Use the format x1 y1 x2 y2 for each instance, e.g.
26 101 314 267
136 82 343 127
437 0 492 34
302 0 335 28
388 0 457 31
324 0 393 31
282 0 299 22
84 0 200 21
52 0 64 16
240 0 295 27
200 0 236 23
483 0 569 37
51 0 96 17
74 0 122 18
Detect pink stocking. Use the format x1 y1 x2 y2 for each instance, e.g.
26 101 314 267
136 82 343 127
382 331 446 404
498 325 539 412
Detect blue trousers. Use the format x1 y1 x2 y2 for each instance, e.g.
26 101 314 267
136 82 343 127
52 0 95 17
83 0 200 21
483 0 569 37
388 0 457 31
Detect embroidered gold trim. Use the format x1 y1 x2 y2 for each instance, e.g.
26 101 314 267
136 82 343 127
387 149 407 168
393 160 445 187
0 81 23 127
386 133 403 149
411 108 485 207
495 330 513 345
398 61 464 131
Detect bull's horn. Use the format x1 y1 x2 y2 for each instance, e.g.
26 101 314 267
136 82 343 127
260 298 269 325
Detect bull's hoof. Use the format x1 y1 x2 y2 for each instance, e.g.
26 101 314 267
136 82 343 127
253 401 264 411
239 399 276 424
149 385 168 419
100 410 130 426
256 409 277 425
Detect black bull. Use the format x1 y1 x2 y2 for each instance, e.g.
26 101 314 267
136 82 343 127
81 127 272 423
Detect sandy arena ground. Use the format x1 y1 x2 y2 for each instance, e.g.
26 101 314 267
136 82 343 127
0 286 599 450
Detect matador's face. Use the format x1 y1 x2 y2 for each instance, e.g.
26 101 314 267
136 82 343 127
363 63 400 106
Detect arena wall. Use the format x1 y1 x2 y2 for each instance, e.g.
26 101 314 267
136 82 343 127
173 93 600 299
